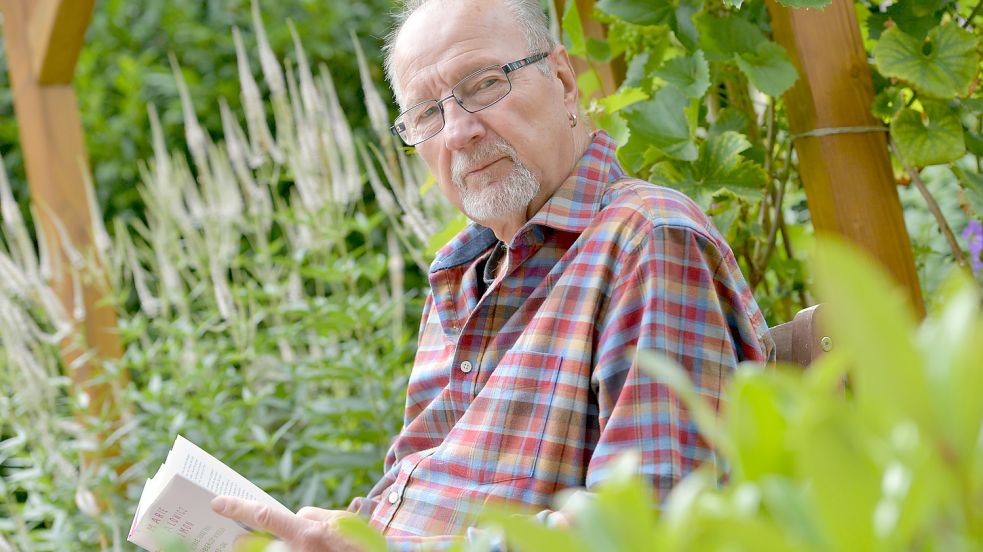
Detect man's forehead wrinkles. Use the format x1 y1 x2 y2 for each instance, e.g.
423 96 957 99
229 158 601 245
403 48 505 106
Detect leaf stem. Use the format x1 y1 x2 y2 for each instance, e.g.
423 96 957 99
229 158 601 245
889 141 967 267
963 0 983 29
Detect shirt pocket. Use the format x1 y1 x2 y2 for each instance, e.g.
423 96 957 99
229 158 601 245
436 350 564 485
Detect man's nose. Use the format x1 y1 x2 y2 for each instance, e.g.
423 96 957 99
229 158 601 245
441 100 484 150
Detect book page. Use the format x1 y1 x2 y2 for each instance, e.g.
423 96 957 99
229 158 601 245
128 436 291 552
129 474 249 552
168 436 287 512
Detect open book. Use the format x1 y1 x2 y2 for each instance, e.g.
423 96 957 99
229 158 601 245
128 435 290 552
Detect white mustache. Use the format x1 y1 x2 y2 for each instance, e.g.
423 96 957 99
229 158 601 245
451 139 518 189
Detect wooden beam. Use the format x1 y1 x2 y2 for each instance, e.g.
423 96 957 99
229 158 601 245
28 0 96 85
1 0 124 407
768 0 925 317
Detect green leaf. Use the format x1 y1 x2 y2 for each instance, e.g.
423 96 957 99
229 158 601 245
654 51 710 99
671 0 701 52
810 238 932 437
335 516 389 552
709 108 750 137
586 38 612 63
596 0 675 26
650 131 768 202
773 0 832 7
890 100 966 167
873 24 979 99
622 86 698 162
597 87 649 113
427 213 469 256
727 369 796 481
951 165 983 215
562 0 587 57
871 87 906 120
595 110 630 145
734 41 798 97
696 14 766 62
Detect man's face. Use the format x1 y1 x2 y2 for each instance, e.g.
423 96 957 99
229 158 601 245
391 0 579 229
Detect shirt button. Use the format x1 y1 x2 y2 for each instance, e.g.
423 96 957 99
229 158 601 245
459 360 473 373
388 490 400 504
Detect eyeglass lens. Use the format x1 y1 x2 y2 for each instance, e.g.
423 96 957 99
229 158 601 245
395 65 512 145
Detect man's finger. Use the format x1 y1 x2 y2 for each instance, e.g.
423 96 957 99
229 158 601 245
212 496 307 539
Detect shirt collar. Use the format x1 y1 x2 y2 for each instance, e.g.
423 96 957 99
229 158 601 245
429 130 624 273
526 130 624 233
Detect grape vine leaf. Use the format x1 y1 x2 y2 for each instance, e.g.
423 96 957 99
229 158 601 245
890 100 966 167
772 0 832 7
653 51 710 99
697 14 765 63
735 42 799 97
596 0 674 26
697 14 797 97
622 86 698 162
873 24 979 99
649 131 767 202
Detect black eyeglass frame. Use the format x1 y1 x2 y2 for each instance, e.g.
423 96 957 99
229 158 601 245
389 52 549 146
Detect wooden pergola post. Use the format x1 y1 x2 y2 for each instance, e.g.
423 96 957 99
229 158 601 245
768 0 926 316
1 0 125 416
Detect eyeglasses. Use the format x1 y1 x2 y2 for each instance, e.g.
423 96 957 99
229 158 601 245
390 52 548 146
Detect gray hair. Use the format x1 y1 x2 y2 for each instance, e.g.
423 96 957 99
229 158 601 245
383 0 558 109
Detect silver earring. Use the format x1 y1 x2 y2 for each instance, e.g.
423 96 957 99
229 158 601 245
569 112 578 127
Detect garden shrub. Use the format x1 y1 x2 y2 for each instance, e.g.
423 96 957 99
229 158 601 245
0 13 453 551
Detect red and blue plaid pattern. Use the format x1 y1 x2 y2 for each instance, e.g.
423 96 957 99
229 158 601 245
348 131 773 548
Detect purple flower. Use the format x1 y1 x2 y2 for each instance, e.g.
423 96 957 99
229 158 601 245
963 219 983 276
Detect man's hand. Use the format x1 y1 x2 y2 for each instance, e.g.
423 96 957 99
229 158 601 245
211 496 364 552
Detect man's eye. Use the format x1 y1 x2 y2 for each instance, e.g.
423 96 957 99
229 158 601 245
477 77 501 90
417 106 438 121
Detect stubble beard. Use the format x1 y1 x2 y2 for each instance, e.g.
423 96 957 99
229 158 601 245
451 138 540 223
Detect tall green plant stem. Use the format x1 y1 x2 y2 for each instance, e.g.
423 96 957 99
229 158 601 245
962 0 983 28
889 141 967 268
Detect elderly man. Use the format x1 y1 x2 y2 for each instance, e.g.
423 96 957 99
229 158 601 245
212 0 773 549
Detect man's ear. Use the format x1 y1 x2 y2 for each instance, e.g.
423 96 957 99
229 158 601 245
550 45 580 115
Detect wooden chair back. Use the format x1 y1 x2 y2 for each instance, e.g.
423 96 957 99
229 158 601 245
770 304 830 367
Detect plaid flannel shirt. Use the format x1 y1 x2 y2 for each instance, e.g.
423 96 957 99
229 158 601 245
348 131 773 548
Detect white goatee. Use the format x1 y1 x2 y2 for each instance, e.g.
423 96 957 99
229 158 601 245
451 138 540 222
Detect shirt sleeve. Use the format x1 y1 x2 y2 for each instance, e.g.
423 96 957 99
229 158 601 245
586 223 771 502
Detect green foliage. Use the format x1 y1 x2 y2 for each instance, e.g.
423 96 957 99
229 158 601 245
891 101 966 167
569 0 983 322
574 1 810 324
873 23 979 100
336 241 983 551
651 131 769 203
0 0 394 224
0 12 452 550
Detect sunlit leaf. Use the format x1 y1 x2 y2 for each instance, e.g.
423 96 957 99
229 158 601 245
335 515 389 552
873 24 979 99
597 87 649 114
562 0 587 58
810 239 929 434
